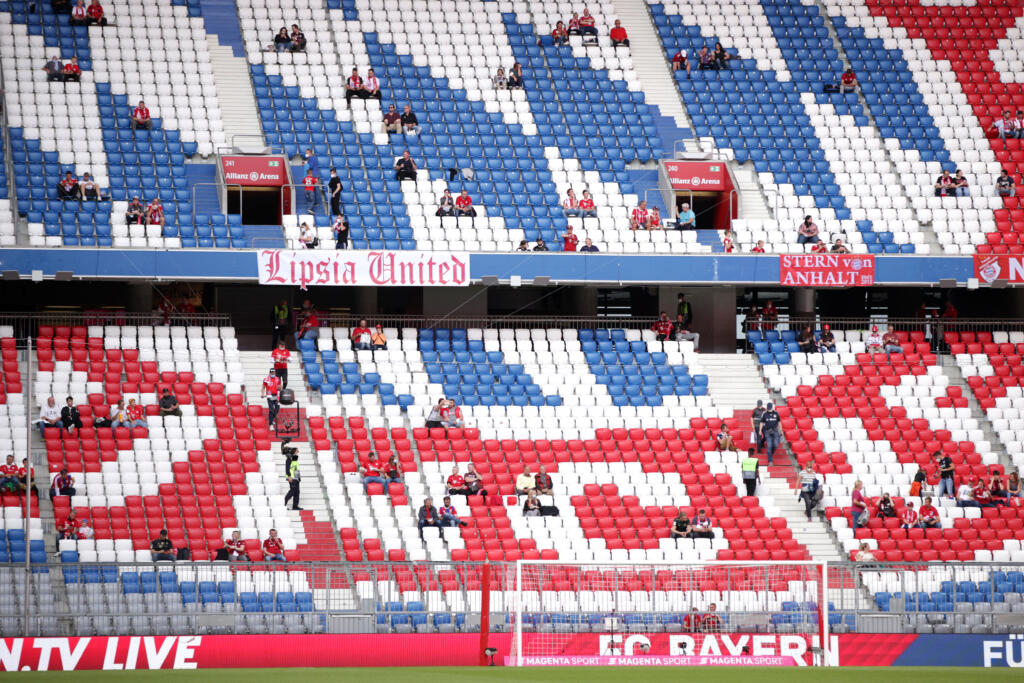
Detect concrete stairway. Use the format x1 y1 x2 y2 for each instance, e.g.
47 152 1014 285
938 356 1014 470
731 163 774 224
700 354 772 415
207 37 264 151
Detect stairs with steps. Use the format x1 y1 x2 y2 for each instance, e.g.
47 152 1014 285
206 36 264 151
731 163 774 224
700 354 772 415
938 356 1014 471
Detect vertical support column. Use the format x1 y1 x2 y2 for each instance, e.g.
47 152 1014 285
127 283 153 313
478 562 491 665
792 288 816 318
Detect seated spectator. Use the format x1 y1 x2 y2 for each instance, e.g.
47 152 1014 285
37 396 62 437
382 103 402 134
953 170 970 197
345 68 368 105
722 230 735 253
425 398 445 428
299 222 317 249
876 493 896 518
435 189 454 216
43 55 64 81
797 325 816 353
56 172 78 201
272 27 291 51
125 196 145 225
690 509 713 539
682 607 702 631
146 198 165 226
77 517 94 540
882 324 901 354
523 491 542 517
294 306 319 345
811 240 828 254
918 497 940 528
630 200 649 230
442 399 463 428
942 301 958 319
552 20 569 45
839 68 857 93
997 169 1016 197
578 190 597 217
989 110 1017 140
371 324 388 350
515 466 536 495
70 1 87 25
715 424 738 453
649 206 662 230
516 240 530 252
394 150 417 181
58 510 80 540
1017 110 1024 139
797 215 820 244
672 49 691 76
534 466 553 495
224 531 250 561
533 238 549 251
50 468 76 499
671 511 690 541
85 0 107 24
934 169 955 197
854 542 876 562
333 214 349 249
351 319 372 350
492 67 508 90
463 463 488 498
990 473 1008 500
130 101 152 130
610 19 629 47
900 501 919 529
651 312 673 341
159 388 182 418
672 314 700 349
417 498 442 539
359 456 387 493
697 45 715 69
60 396 82 433
401 105 420 135
364 68 382 101
109 399 129 428
0 455 19 493
818 324 836 352
262 529 286 561
712 42 733 68
750 239 766 253
562 225 579 251
580 237 598 252
578 9 598 43
125 398 147 428
63 56 81 83
446 466 470 496
151 529 175 561
956 478 978 507
77 172 101 201
830 238 849 253
455 190 476 217
507 62 524 88
866 325 883 353
1008 472 1021 498
973 477 996 508
439 496 467 527
383 455 402 486
288 24 306 52
562 188 579 216
676 202 695 230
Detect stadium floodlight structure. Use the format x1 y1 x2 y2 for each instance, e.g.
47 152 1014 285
508 560 830 667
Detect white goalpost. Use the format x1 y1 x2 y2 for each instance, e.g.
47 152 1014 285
509 560 831 667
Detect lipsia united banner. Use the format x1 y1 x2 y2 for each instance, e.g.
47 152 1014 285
258 250 470 289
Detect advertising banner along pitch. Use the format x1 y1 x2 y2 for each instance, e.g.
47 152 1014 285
779 254 876 286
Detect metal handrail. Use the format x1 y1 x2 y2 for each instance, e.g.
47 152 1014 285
0 312 231 340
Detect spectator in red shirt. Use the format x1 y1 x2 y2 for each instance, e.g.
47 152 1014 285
262 529 286 561
50 468 76 499
223 530 250 561
750 239 766 253
125 398 147 428
839 68 857 93
438 496 467 527
145 198 165 227
990 473 1008 501
552 21 568 45
346 68 367 106
56 171 78 200
562 225 579 252
562 188 579 216
534 466 554 495
455 190 476 217
86 0 107 25
630 200 650 230
649 206 662 229
609 20 629 47
443 399 463 428
578 8 598 43
294 307 320 345
900 501 919 529
351 319 372 350
672 49 691 76
130 100 152 130
882 324 901 354
942 301 958 319
271 340 290 388
0 455 20 493
701 604 723 633
302 168 321 210
262 369 282 427
567 12 581 35
973 479 996 508
761 301 778 330
651 311 673 341
382 103 401 134
63 56 81 83
810 240 828 253
360 455 388 493
447 465 470 495
58 510 81 540
578 190 597 218
918 497 940 528
682 607 702 632
722 230 735 253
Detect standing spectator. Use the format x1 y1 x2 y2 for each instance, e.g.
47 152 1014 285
351 319 372 350
56 172 78 201
85 0 107 26
50 468 75 499
651 311 673 341
272 27 291 51
900 501 919 530
70 1 87 25
818 324 836 352
364 68 382 101
130 101 152 130
304 148 320 178
578 8 598 43
125 196 145 225
158 388 182 418
761 300 777 330
262 529 287 561
523 491 542 516
989 111 1017 140
676 202 696 230
672 49 691 76
60 396 82 433
672 313 700 349
562 188 579 216
839 68 857 93
578 190 597 218
371 324 388 350
262 368 282 428
877 493 896 518
630 200 649 230
533 238 549 251
918 496 940 528
326 167 343 217
722 230 735 253
382 104 402 134
865 325 883 353
438 496 467 527
682 607 702 631
996 169 1015 197
715 424 738 453
850 480 868 528
751 400 766 454
125 398 147 428
691 509 713 539
935 450 955 499
417 498 442 539
63 57 81 83
345 68 367 106
43 55 63 81
284 454 301 510
38 396 62 438
223 531 250 561
401 105 420 135
332 214 349 249
294 305 320 346
145 198 165 227
534 466 554 495
953 170 970 197
677 293 693 329
562 225 579 252
830 238 849 254
271 340 290 389
552 20 569 45
712 43 733 68
515 466 536 495
436 189 455 216
671 510 691 542
580 238 598 252
797 462 820 520
508 62 524 88
0 455 19 493
455 190 476 217
741 449 760 497
151 529 175 561
882 324 901 354
58 510 81 540
797 215 820 244
394 151 417 181
934 169 955 197
271 299 289 349
761 402 781 464
493 67 507 90
610 20 629 47
302 169 320 211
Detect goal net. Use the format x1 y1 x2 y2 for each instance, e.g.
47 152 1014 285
508 560 830 667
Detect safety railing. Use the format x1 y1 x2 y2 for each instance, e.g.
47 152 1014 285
0 311 232 340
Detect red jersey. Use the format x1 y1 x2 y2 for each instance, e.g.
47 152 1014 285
579 14 595 27
568 17 579 30
225 538 245 554
562 195 578 210
751 245 765 253
723 237 734 253
901 508 918 526
263 375 281 397
272 347 290 369
610 26 627 41
649 209 661 226
363 459 384 477
448 474 466 489
59 518 80 536
631 207 648 226
347 76 363 89
147 202 163 221
563 232 578 251
60 177 77 191
973 484 992 504
86 3 103 19
682 613 702 631
673 51 687 64
841 72 856 85
455 195 473 209
64 63 80 76
262 537 284 556
303 174 317 190
351 326 371 343
0 463 18 477
811 241 827 253
126 404 144 421
133 106 149 121
578 197 595 211
919 504 938 521
552 27 567 40
652 319 673 337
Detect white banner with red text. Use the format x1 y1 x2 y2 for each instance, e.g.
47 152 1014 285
257 250 470 289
